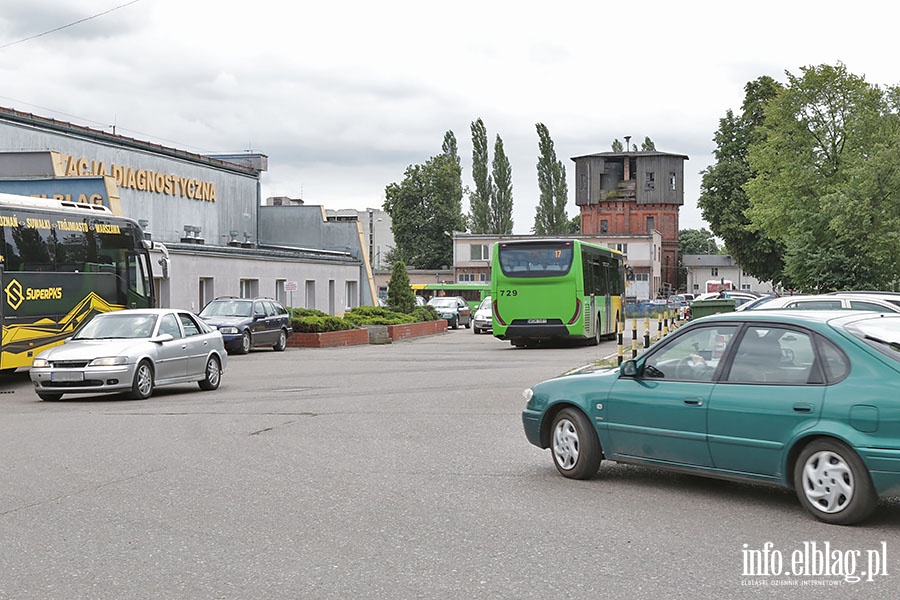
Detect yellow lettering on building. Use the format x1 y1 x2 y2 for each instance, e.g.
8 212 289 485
25 287 63 301
58 153 218 202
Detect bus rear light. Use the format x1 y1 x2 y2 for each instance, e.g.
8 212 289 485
568 298 582 325
493 299 507 326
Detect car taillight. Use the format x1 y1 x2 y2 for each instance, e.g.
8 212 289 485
493 299 506 326
568 298 582 325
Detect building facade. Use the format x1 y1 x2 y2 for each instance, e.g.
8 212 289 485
683 254 773 295
573 150 688 297
0 106 371 313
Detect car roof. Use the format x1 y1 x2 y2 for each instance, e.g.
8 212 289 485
751 294 900 311
692 308 900 329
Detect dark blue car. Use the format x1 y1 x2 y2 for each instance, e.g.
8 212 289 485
199 297 291 354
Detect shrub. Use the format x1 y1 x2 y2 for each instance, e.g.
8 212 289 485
291 315 357 333
291 308 328 319
343 306 415 326
386 260 416 313
412 306 439 322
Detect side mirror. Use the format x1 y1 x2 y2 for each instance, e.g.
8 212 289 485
151 333 174 344
254 312 265 321
620 360 639 377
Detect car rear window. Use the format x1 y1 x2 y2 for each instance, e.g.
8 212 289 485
845 318 900 363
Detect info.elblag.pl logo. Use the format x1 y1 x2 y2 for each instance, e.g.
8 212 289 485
741 541 889 585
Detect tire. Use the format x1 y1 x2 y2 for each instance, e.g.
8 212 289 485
793 439 877 525
473 326 480 335
589 318 601 346
236 330 251 355
273 329 287 351
198 355 222 391
451 317 459 330
464 318 471 329
550 407 601 479
37 392 63 401
129 360 154 400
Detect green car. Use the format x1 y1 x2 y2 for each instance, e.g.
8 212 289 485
522 310 900 525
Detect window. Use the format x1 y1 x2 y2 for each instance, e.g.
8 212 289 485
615 243 628 254
240 279 258 298
641 326 738 382
470 244 489 261
600 220 608 233
199 278 214 309
741 284 751 291
158 313 182 338
668 172 676 191
580 173 588 191
178 313 201 336
711 268 719 277
305 280 316 309
275 279 287 305
726 326 816 384
646 216 655 233
345 281 359 309
635 273 649 282
645 172 655 191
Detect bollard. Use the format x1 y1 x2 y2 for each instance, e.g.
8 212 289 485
631 319 638 358
656 315 662 341
616 320 624 365
644 316 651 349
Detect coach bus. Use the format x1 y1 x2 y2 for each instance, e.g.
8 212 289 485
490 239 625 347
0 193 156 371
410 282 490 311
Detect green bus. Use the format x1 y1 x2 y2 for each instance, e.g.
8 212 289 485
411 282 489 311
1 193 157 371
490 239 625 347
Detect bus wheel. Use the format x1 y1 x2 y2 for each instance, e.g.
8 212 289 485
589 319 601 346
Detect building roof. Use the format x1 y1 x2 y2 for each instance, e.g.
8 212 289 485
570 151 690 161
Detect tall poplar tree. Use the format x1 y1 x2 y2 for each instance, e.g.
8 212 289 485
490 134 513 234
442 130 459 166
469 118 492 233
533 123 568 235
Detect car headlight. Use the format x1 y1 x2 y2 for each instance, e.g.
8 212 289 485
32 358 50 368
522 388 534 402
220 326 239 334
88 356 128 367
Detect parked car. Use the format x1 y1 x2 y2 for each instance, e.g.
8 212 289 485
427 296 472 329
30 309 226 401
199 297 291 354
472 296 492 334
522 310 900 524
745 294 900 313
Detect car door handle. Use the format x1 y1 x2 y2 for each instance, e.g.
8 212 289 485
683 398 704 406
793 403 813 413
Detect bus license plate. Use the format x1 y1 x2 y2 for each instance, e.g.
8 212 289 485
52 371 84 382
527 319 547 324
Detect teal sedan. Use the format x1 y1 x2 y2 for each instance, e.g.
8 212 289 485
522 311 900 525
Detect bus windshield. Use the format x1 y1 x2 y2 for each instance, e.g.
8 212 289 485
497 242 574 278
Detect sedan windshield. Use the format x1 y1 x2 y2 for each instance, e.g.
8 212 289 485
428 298 457 308
201 300 253 318
76 314 159 340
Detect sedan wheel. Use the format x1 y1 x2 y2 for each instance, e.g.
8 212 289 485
129 360 154 400
237 330 251 355
550 408 601 480
198 355 221 391
273 329 287 351
793 439 877 525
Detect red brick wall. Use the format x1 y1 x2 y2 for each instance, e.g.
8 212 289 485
388 320 448 340
287 329 369 348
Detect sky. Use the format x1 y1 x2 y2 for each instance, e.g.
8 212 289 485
1 0 898 234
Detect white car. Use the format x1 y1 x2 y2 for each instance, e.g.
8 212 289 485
746 294 900 313
30 309 227 401
473 296 492 334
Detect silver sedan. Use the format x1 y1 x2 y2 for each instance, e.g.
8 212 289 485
30 309 227 401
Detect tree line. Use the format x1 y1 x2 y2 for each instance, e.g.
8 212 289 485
699 62 900 291
383 120 579 270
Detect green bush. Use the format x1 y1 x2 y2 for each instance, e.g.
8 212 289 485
343 306 415 326
291 315 357 333
412 306 439 322
291 308 328 319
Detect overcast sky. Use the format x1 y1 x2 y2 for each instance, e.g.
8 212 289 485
1 1 897 234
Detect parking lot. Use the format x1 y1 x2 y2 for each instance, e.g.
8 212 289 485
2 329 900 599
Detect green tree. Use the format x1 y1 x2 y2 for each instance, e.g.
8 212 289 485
566 213 581 234
533 123 569 234
679 228 719 255
640 137 656 151
611 139 624 152
698 75 786 285
469 118 492 233
745 63 900 290
490 134 513 234
442 130 459 165
384 153 467 269
386 259 416 313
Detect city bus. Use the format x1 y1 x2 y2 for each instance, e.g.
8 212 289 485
1 193 157 371
491 239 625 347
410 282 490 311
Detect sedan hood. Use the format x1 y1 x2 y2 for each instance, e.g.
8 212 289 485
39 339 153 361
201 316 247 328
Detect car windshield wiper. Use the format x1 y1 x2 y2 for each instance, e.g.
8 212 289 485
864 334 900 352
